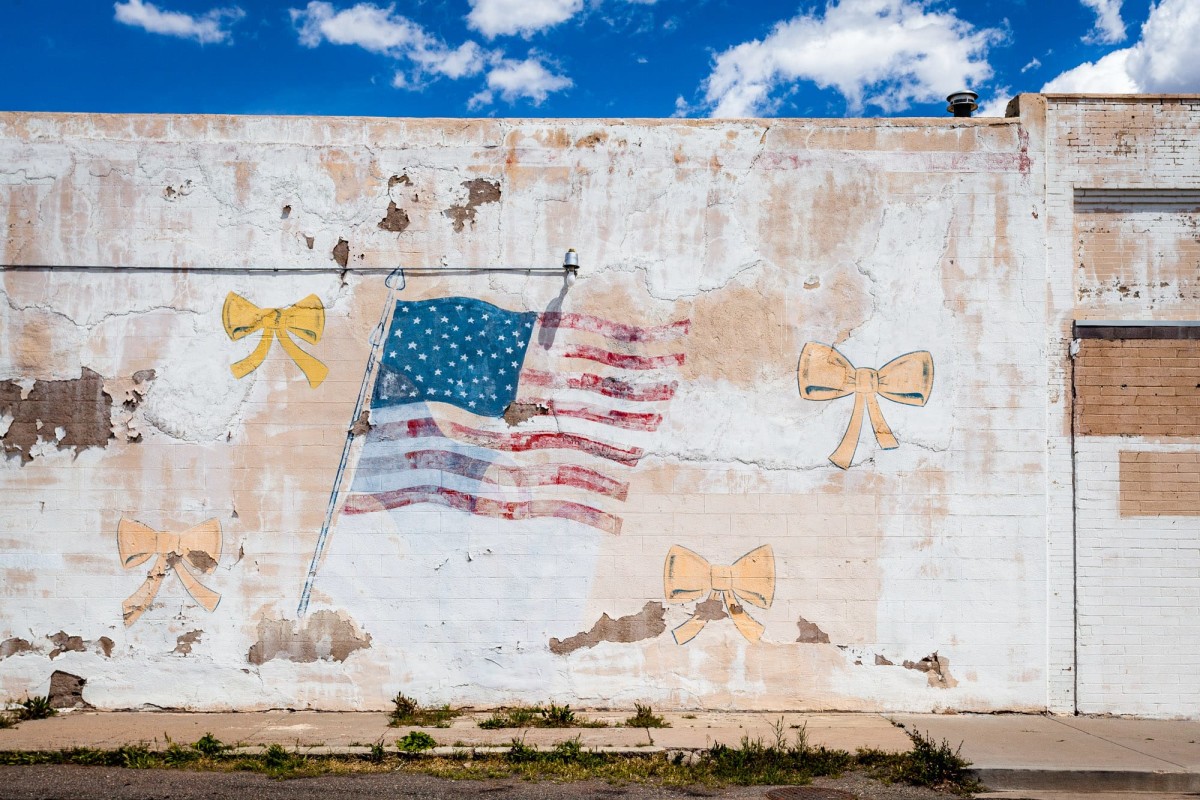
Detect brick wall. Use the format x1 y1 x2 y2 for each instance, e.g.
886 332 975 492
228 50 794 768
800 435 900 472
1074 336 1200 437
1119 451 1200 516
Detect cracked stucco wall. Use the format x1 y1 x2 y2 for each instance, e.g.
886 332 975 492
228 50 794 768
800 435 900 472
1 109 1054 711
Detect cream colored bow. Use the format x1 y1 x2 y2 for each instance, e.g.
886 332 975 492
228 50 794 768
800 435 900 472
664 545 775 644
798 343 934 469
118 518 221 626
222 292 328 387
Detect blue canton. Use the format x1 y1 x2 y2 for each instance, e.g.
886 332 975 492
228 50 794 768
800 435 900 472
372 297 537 417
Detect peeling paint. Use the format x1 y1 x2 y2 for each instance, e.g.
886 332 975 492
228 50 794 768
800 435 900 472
443 178 500 232
0 368 112 464
502 401 548 426
796 617 831 644
247 611 371 665
48 670 90 709
0 637 34 659
548 602 667 655
174 630 203 656
377 201 410 233
331 238 349 268
47 631 85 660
903 652 958 689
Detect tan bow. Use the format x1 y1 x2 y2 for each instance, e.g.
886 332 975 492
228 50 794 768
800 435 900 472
222 292 328 388
798 343 934 469
663 545 775 644
118 518 221 626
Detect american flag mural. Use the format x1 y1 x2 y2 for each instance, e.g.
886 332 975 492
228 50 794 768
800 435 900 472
340 297 689 535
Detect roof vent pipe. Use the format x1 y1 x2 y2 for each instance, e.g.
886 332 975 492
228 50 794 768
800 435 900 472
946 90 978 117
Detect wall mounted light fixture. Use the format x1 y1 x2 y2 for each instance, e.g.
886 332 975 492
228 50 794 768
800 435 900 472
563 248 580 286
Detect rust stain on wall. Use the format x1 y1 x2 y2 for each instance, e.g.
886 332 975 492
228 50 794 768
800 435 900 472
444 178 501 232
796 617 831 644
548 601 667 655
0 368 113 463
247 610 372 664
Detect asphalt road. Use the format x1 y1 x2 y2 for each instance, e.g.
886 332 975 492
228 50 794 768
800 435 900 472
0 766 956 800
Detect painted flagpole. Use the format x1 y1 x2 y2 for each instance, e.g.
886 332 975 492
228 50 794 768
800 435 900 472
297 268 406 616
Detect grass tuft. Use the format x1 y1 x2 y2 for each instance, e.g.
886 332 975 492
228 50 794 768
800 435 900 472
398 731 438 753
862 727 982 795
626 703 670 729
16 695 56 721
388 693 461 728
479 704 607 730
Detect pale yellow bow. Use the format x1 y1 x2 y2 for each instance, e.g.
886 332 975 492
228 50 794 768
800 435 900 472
798 343 934 469
118 518 221 626
222 292 328 387
664 545 775 644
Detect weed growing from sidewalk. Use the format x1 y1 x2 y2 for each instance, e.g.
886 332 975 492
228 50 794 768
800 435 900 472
626 703 670 729
388 693 460 728
398 731 438 753
15 695 56 721
478 704 607 729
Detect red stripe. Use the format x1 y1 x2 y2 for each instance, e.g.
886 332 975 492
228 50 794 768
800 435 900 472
343 486 621 535
539 312 690 343
534 400 661 431
521 370 677 401
358 449 629 500
561 344 686 370
374 417 644 465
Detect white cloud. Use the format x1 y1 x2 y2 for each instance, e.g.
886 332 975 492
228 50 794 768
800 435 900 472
1043 0 1200 93
976 88 1012 117
1042 49 1138 92
113 0 244 44
699 0 1003 117
479 56 573 105
1021 57 1041 73
290 2 486 84
466 0 583 38
1080 0 1126 44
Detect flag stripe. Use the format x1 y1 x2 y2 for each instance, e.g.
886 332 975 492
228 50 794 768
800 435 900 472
357 449 629 500
374 417 645 464
561 344 686 370
539 312 690 343
531 400 663 431
343 485 621 535
519 369 677 402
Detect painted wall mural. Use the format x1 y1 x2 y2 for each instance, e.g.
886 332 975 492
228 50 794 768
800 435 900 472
663 545 775 644
117 518 222 627
222 292 328 387
797 343 935 469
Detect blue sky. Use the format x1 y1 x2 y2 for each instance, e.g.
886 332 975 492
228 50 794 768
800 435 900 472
1 0 1196 118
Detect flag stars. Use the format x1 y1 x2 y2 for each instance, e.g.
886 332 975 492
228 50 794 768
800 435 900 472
408 342 418 349
418 353 428 361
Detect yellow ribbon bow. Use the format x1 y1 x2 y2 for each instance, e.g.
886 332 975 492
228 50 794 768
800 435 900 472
663 545 775 644
797 343 934 470
222 292 328 388
118 518 222 627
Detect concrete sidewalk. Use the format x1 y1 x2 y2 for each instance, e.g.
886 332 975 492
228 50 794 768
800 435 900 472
2 710 1200 794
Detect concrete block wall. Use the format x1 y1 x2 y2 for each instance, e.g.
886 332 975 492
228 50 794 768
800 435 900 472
0 98 1192 714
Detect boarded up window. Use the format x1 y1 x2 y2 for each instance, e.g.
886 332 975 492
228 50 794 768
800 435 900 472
1074 324 1200 437
1119 451 1200 516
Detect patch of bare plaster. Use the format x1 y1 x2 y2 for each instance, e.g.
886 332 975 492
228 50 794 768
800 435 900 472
281 204 291 219
503 402 548 426
574 132 607 148
903 652 958 689
304 234 315 250
247 610 372 665
691 596 727 622
0 368 112 464
174 630 203 656
0 638 35 659
388 174 412 188
332 238 350 268
96 637 114 658
103 369 156 444
349 411 372 436
874 654 894 666
548 602 667 655
444 178 501 232
796 617 830 644
48 670 91 709
47 632 85 660
378 201 410 233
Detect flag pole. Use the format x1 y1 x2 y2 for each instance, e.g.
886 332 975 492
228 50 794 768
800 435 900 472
297 268 406 616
